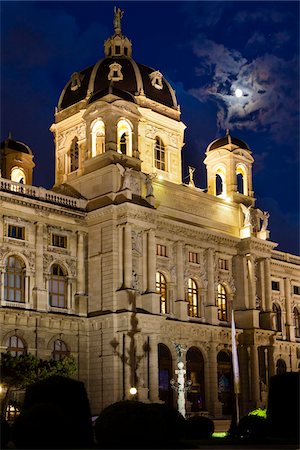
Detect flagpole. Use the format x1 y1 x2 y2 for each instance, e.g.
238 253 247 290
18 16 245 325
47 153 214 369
231 309 240 424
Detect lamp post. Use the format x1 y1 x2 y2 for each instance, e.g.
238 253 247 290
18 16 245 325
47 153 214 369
170 343 192 418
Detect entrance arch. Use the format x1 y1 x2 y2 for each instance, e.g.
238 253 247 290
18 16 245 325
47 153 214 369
186 347 205 411
217 350 233 415
158 343 173 406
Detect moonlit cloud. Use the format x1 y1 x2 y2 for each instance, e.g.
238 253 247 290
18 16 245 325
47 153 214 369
189 37 299 142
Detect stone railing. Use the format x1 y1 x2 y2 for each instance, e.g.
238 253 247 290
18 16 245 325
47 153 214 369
271 249 300 265
0 178 87 210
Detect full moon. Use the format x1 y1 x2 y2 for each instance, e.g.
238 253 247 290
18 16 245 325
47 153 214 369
235 88 243 98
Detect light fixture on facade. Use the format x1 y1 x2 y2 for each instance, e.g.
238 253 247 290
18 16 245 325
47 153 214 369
129 386 137 395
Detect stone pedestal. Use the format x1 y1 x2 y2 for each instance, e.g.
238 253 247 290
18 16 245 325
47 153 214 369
174 300 188 321
33 288 47 312
146 194 155 207
141 292 160 314
74 294 88 316
205 305 219 325
235 309 260 329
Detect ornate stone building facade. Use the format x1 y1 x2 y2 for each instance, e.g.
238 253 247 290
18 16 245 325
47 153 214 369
1 11 300 418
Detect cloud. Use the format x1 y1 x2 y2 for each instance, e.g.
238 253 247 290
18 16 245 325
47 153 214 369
189 37 299 142
234 8 291 24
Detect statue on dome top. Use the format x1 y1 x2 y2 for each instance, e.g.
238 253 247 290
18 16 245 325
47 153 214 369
114 7 124 33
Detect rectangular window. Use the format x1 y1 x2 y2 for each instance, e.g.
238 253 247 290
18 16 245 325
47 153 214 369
218 258 229 270
52 234 67 248
115 45 121 54
189 252 199 264
272 281 280 291
8 225 25 240
293 286 300 295
156 244 167 257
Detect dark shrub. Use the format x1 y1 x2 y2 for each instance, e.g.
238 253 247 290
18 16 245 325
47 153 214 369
237 415 268 442
12 402 70 449
185 415 214 439
1 417 11 449
20 375 93 448
95 401 186 448
267 372 300 443
150 403 187 445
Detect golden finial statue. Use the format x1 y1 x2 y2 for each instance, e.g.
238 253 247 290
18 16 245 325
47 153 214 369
114 6 124 34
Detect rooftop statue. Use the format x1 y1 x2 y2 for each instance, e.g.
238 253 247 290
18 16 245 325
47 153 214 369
114 6 124 33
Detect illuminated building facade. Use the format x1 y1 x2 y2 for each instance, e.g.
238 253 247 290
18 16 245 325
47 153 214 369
1 11 300 418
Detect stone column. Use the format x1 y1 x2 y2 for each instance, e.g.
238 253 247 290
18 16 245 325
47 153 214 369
264 258 271 312
124 223 132 289
247 256 256 309
250 345 260 407
208 343 222 417
205 249 218 324
34 222 47 311
284 277 294 341
176 242 185 300
147 229 156 293
76 232 85 294
148 336 160 402
105 114 117 152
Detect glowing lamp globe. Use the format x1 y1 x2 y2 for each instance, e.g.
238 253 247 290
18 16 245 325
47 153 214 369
129 387 137 395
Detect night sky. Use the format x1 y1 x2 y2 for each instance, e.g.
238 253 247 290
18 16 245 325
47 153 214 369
1 1 299 255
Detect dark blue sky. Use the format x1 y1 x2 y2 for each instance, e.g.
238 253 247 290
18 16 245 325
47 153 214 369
1 1 299 255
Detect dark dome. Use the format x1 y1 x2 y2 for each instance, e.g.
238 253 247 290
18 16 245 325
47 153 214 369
1 137 33 155
207 130 251 152
58 56 178 112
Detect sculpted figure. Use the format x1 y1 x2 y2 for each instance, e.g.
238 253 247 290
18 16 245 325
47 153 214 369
188 166 195 187
145 173 156 196
114 7 124 32
240 204 252 227
116 163 133 190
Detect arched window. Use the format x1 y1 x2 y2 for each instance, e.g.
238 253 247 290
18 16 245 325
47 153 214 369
217 284 228 321
52 339 69 361
11 167 26 184
69 137 79 172
156 272 167 314
6 335 26 356
158 343 173 406
117 120 132 156
154 137 166 171
237 173 244 194
276 358 287 375
216 174 223 195
4 256 25 302
236 165 248 195
273 303 282 332
49 264 67 308
186 347 205 411
293 307 300 338
91 120 105 157
187 278 200 318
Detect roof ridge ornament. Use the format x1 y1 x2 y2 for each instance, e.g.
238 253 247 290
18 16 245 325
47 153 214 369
114 6 124 35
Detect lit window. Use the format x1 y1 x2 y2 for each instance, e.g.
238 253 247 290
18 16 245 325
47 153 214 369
52 234 67 249
52 339 69 361
156 244 167 257
189 252 199 264
218 258 229 270
154 138 166 171
8 224 25 240
293 308 300 338
156 272 167 314
6 335 26 356
236 164 248 195
11 167 26 184
272 303 282 332
91 120 105 157
49 264 67 308
272 281 280 291
117 120 132 156
293 286 300 295
187 278 199 318
217 284 227 321
4 256 25 303
69 137 79 172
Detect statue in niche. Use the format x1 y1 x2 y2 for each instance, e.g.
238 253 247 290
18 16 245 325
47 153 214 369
240 204 252 227
117 163 133 190
144 173 157 196
114 7 124 32
188 166 195 187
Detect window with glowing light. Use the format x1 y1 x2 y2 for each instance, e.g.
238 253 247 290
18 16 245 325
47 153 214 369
217 284 228 321
91 120 105 157
156 244 167 257
187 278 200 318
11 167 26 184
52 339 69 361
49 264 67 308
4 256 25 303
156 272 167 314
293 307 300 338
154 137 166 171
6 335 26 356
117 120 132 156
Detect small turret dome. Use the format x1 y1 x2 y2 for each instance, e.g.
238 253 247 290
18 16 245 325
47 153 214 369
1 136 33 155
206 129 251 153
